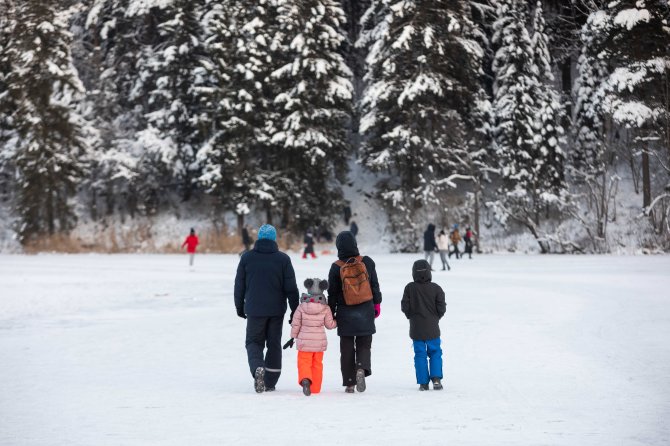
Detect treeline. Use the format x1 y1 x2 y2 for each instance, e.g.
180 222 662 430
0 0 668 252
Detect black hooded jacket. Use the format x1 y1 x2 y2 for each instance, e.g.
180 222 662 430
401 259 446 340
327 231 382 337
423 224 437 251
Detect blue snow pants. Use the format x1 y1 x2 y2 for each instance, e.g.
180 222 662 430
413 338 443 385
246 316 284 388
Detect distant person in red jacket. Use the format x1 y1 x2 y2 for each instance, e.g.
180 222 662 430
181 228 199 266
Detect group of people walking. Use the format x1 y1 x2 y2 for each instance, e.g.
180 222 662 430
423 223 475 271
233 224 446 395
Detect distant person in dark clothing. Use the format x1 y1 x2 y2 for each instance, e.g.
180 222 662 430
343 206 352 225
241 225 252 254
423 224 438 270
464 227 475 259
349 221 359 238
303 230 316 259
401 259 446 391
234 224 299 393
328 231 382 393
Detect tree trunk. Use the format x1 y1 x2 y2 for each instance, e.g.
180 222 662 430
474 183 481 253
642 150 651 208
237 213 244 236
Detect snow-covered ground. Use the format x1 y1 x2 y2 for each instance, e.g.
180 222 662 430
1 253 669 446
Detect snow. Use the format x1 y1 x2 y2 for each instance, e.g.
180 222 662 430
1 253 669 445
613 8 651 30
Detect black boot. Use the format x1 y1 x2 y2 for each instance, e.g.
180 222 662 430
301 378 312 396
419 383 429 391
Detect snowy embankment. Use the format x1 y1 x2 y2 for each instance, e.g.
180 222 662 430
0 253 669 446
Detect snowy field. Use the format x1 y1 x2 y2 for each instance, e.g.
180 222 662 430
1 253 669 446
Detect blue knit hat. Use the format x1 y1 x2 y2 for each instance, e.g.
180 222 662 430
258 224 277 241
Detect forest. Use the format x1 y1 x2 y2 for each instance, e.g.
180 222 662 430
0 0 668 253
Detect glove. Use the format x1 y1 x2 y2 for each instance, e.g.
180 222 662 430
236 307 246 319
374 304 381 318
288 310 295 325
283 338 295 349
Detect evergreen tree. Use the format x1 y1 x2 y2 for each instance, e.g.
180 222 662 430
270 0 353 230
491 0 567 252
4 0 89 242
198 0 282 227
359 0 484 250
141 0 210 203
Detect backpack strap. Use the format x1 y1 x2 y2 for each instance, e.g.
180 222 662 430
335 256 363 267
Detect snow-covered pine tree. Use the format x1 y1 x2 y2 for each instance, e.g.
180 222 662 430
359 0 484 251
270 0 353 230
139 0 211 204
570 10 616 248
594 0 670 233
4 0 89 243
490 0 567 252
198 0 282 228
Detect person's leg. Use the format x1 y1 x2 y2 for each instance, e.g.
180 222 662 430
439 250 447 269
297 351 313 386
189 253 194 266
311 251 316 258
263 315 284 388
311 352 324 393
354 335 372 376
424 250 430 261
413 340 429 384
427 251 434 268
340 336 356 387
245 317 268 378
426 338 443 379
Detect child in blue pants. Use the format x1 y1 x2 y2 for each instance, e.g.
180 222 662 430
401 259 447 390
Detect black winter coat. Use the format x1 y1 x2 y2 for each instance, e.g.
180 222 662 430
234 238 299 317
423 224 437 251
328 231 382 337
401 259 446 340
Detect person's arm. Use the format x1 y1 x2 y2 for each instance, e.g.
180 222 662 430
401 284 411 318
181 238 187 249
364 257 382 304
324 306 337 329
283 258 299 314
234 258 246 315
436 286 447 319
327 263 341 316
290 306 302 338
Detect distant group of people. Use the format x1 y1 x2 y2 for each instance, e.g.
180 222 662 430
423 223 476 271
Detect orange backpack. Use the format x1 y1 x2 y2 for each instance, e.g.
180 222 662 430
335 256 373 306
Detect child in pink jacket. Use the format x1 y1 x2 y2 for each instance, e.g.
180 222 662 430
287 278 337 396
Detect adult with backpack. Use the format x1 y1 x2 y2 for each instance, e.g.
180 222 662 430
327 231 382 393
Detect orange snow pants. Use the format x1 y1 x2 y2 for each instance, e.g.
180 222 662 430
297 351 324 394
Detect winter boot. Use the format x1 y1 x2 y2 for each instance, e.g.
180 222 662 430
431 377 443 390
254 367 265 393
355 368 366 393
301 379 312 396
345 385 355 393
419 383 430 391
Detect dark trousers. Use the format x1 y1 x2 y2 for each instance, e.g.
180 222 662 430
245 316 284 388
339 335 372 386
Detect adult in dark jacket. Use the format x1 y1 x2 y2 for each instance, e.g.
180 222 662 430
423 224 438 270
234 224 299 393
241 226 252 253
349 221 359 238
327 231 382 393
401 259 447 390
302 230 316 259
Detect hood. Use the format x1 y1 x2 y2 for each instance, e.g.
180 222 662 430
426 224 435 233
254 238 279 254
336 231 360 260
300 299 329 315
412 259 432 283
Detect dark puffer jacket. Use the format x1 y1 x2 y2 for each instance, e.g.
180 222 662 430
423 224 437 251
234 238 299 317
327 231 382 337
401 259 446 340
